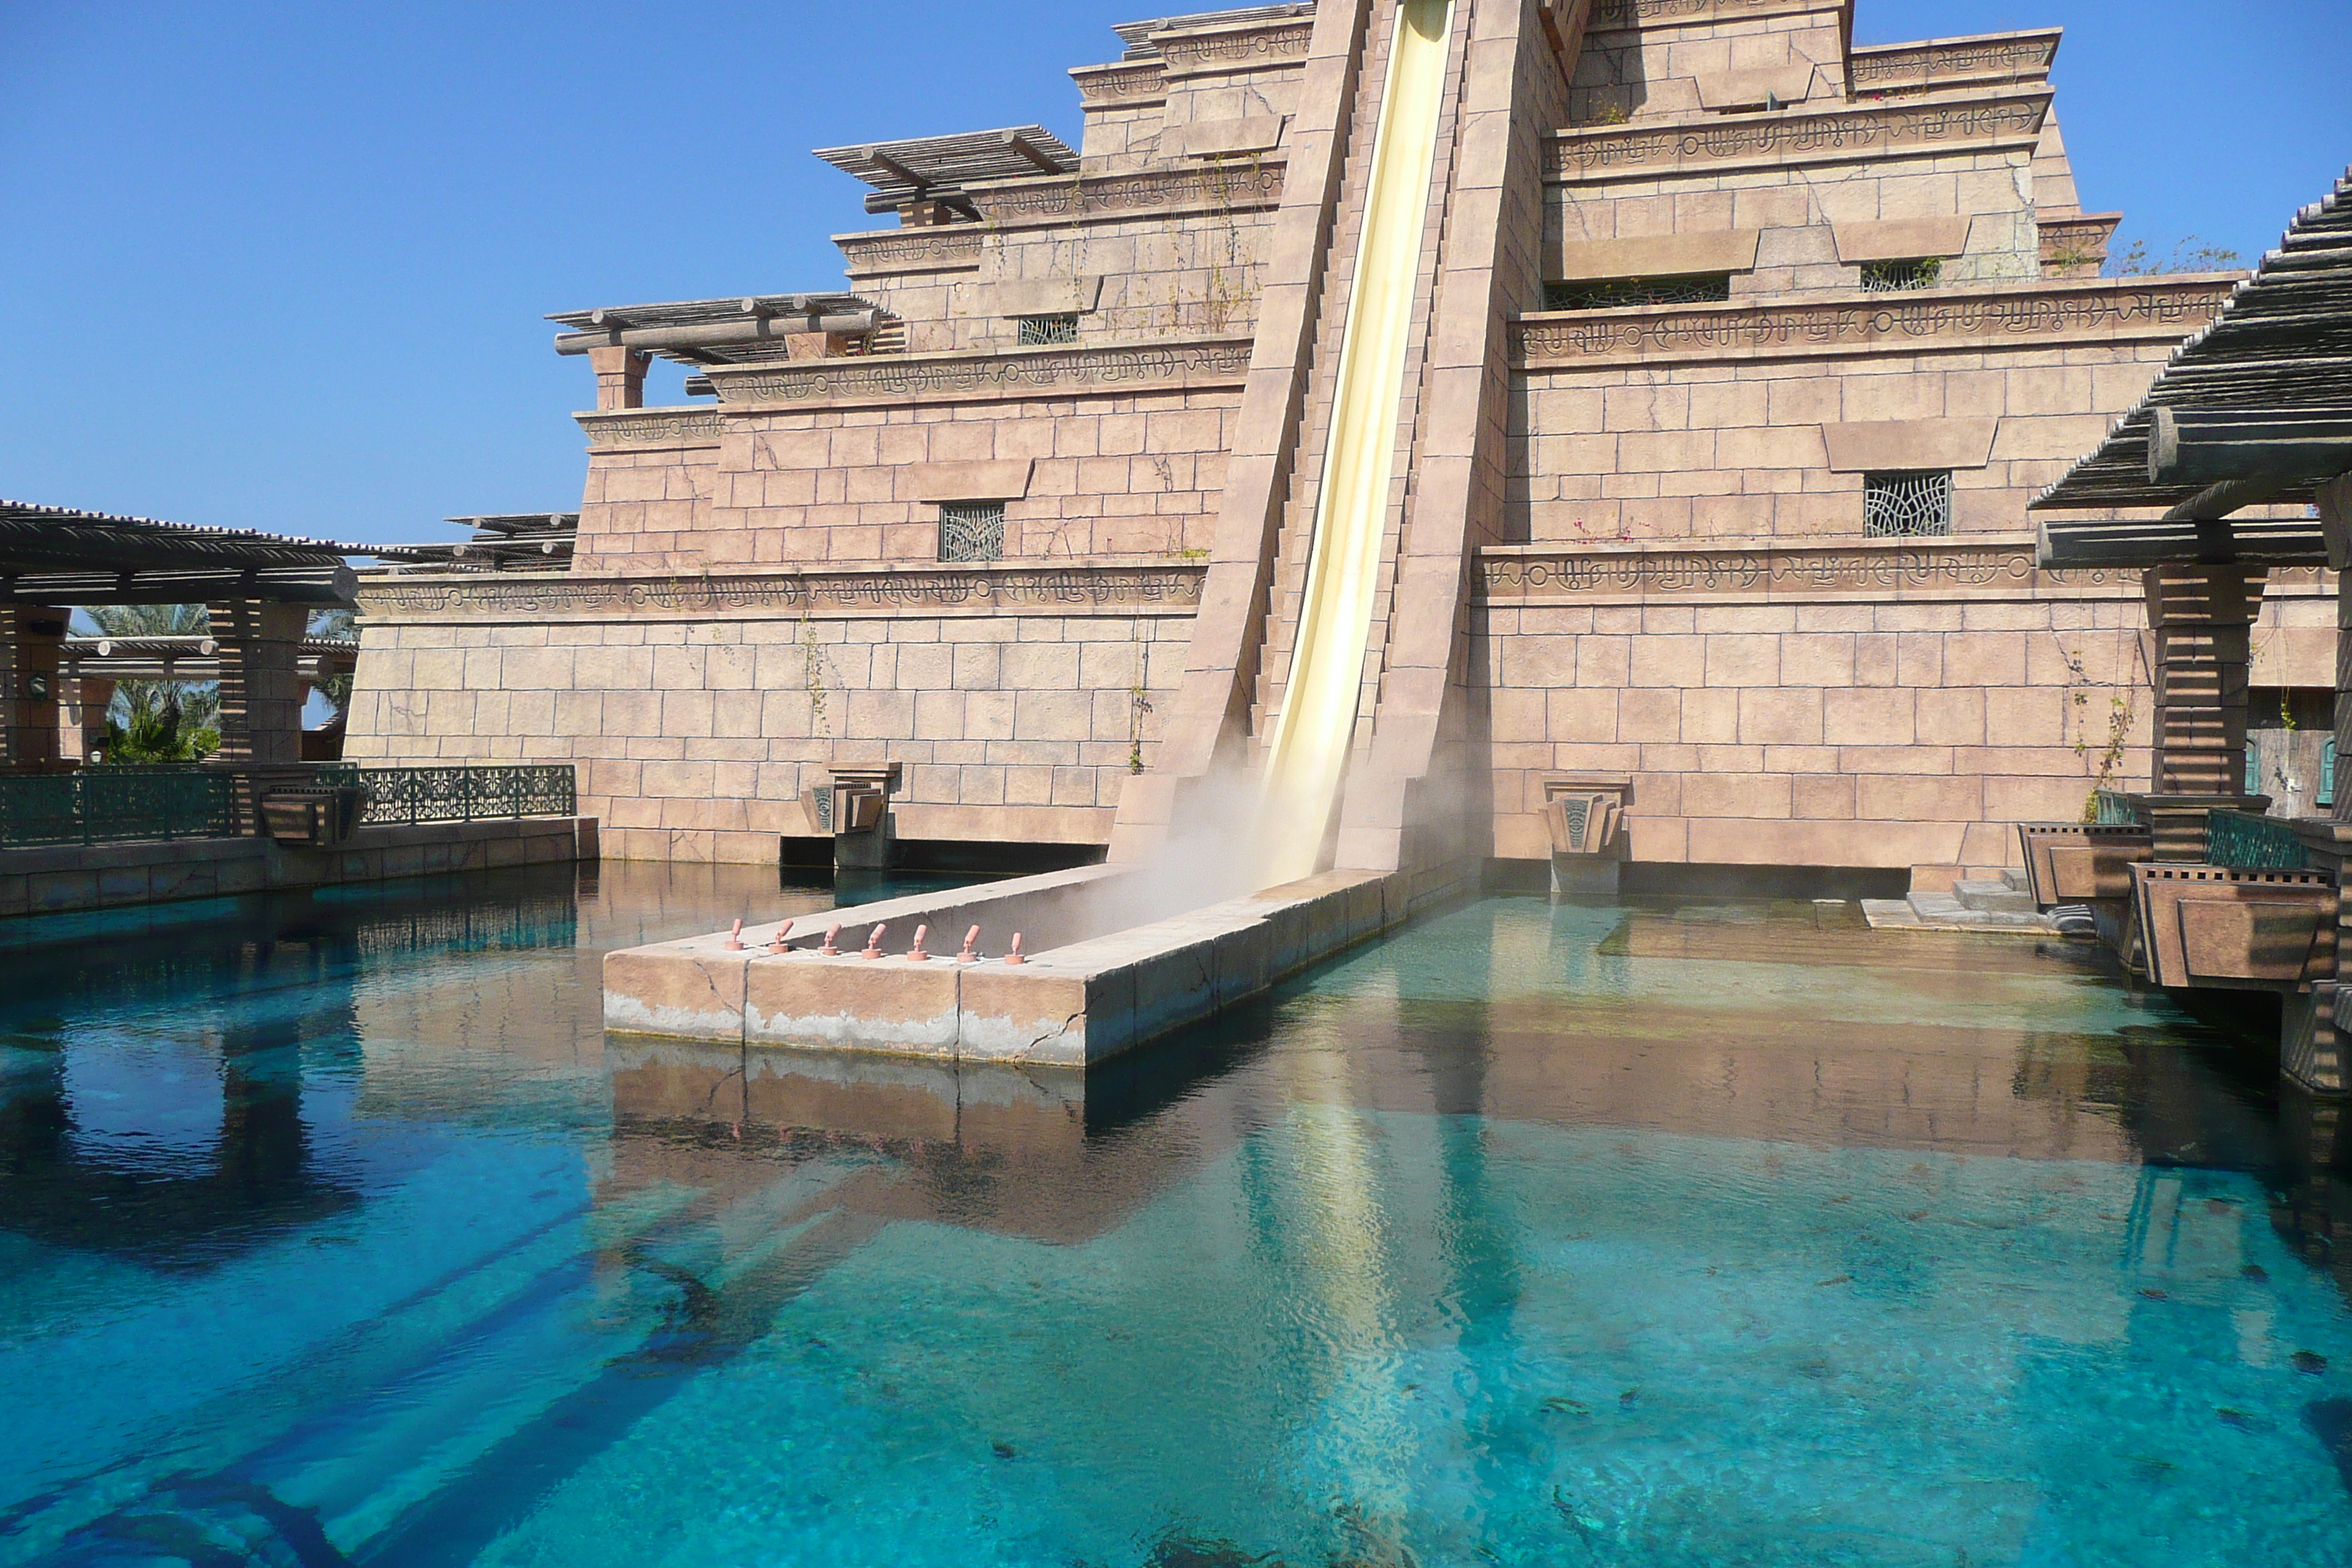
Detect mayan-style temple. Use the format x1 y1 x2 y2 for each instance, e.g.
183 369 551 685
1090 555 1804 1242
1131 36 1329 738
350 0 2296 904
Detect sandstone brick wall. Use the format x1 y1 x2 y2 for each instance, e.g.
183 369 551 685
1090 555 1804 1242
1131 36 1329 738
347 594 1196 864
1477 558 2338 872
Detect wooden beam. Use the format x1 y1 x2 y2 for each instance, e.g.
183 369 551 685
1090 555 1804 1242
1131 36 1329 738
0 565 355 606
1000 130 1063 175
2149 405 2352 486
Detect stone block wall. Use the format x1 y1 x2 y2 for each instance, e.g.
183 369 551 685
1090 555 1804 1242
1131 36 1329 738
1478 551 2337 872
347 576 1200 864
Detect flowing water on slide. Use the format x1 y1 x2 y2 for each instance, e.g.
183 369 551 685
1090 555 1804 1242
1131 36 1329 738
1256 0 1452 887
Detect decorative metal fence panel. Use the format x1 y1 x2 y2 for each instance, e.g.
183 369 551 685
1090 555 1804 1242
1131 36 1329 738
2092 789 2140 826
314 764 576 828
0 767 237 849
2205 809 2310 871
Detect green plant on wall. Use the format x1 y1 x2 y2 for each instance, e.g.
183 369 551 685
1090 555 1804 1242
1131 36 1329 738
800 611 832 738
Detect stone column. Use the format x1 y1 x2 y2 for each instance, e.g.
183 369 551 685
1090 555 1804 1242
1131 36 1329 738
2288 475 2352 1093
587 345 649 411
62 675 115 764
210 601 308 768
2137 562 2267 859
0 606 67 772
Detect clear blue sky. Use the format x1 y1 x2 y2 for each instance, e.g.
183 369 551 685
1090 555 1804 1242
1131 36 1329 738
1 0 2343 546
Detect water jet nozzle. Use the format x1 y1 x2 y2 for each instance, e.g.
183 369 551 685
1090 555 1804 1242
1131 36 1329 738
862 924 887 959
768 919 794 956
958 924 980 962
724 918 745 951
1005 932 1026 965
908 924 931 960
821 922 842 956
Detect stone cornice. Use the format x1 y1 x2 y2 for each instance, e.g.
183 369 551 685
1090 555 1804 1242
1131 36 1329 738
966 160 1284 225
1847 30 2059 94
359 562 1208 622
1156 18 1315 78
1474 542 2329 606
1511 276 2231 369
575 407 727 450
836 227 987 279
1071 61 1169 107
1587 0 1840 34
698 336 1254 412
1549 90 2050 183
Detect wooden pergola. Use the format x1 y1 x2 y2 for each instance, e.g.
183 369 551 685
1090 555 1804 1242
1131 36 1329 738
2027 167 2352 1094
0 499 403 774
2031 166 2352 858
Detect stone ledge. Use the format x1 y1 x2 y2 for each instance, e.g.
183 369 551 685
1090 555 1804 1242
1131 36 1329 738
358 560 1209 624
604 866 1403 1065
1511 276 2233 368
1548 90 2052 184
0 817 596 920
700 336 1254 412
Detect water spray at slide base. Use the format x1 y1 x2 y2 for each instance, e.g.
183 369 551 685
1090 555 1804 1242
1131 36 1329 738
602 0 1470 1064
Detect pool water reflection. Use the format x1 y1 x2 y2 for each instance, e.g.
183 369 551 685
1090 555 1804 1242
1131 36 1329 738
1 866 2348 1567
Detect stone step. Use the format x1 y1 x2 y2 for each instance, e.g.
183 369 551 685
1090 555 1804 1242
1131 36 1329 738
1953 880 2040 915
1899 891 2050 931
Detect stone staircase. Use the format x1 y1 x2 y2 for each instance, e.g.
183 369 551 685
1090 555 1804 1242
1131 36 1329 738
1862 869 2062 933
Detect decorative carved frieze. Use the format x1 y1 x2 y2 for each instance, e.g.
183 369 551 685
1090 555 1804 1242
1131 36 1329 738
576 409 727 448
969 161 1284 224
1071 61 1169 105
1476 547 2329 605
1156 20 1314 76
836 228 987 277
701 338 1253 409
1550 92 2051 182
1511 279 2230 367
1587 0 1832 34
1849 31 2060 91
361 565 1208 621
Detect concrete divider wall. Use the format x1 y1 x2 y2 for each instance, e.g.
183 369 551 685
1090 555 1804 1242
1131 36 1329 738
0 817 597 919
602 864 1406 1066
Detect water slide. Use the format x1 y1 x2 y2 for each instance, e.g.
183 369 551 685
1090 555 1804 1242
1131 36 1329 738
1256 0 1453 887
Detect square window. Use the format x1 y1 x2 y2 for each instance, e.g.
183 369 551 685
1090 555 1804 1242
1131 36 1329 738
938 501 1006 562
1014 314 1079 345
1859 257 1942 293
1863 470 1953 538
1543 274 1733 311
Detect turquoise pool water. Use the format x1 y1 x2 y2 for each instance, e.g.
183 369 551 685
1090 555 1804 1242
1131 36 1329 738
2 865 2349 1566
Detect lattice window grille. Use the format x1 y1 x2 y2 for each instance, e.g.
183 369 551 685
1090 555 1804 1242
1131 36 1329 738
1860 257 1942 293
1863 470 1954 538
938 502 1006 562
1015 314 1079 345
1543 274 1733 312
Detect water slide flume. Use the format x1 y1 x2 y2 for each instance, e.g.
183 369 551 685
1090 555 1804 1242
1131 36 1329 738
1256 0 1453 887
604 2 1456 1063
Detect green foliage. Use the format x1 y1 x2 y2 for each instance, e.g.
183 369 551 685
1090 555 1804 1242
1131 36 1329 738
81 603 221 733
98 702 218 765
2106 235 2244 277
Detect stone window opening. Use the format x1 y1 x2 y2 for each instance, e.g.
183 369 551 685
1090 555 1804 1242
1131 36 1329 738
1863 470 1953 538
1860 257 1942 293
938 501 1006 562
1543 274 1732 312
1014 314 1080 346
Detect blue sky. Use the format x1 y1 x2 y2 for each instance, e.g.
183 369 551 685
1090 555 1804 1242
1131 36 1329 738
1 0 2343 547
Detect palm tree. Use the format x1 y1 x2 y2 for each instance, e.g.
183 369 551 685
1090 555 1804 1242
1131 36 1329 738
83 604 221 763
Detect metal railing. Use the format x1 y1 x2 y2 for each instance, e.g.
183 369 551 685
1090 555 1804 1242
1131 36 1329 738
0 766 238 849
314 764 576 828
2205 809 2310 871
2091 789 2140 826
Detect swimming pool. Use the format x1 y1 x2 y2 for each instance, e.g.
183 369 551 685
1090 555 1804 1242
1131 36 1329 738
2 864 2347 1565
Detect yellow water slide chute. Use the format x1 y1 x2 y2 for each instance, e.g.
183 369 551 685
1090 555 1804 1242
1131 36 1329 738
1256 0 1453 887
